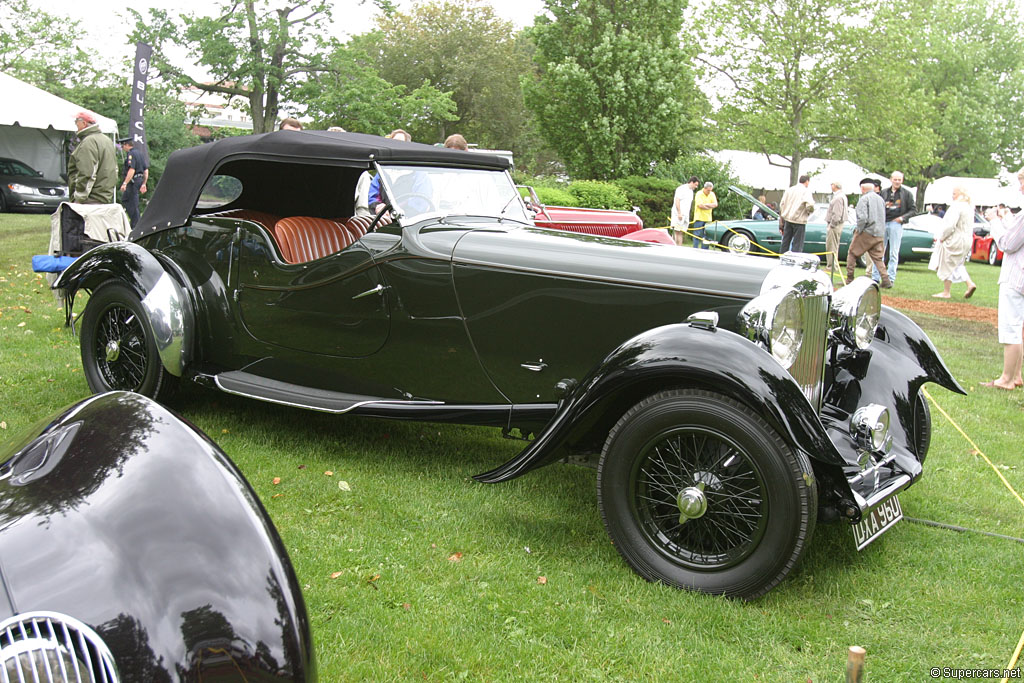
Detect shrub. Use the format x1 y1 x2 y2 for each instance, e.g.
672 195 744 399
567 180 631 210
653 154 746 221
533 186 579 206
612 176 680 228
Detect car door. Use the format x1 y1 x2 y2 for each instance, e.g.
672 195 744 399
236 227 390 359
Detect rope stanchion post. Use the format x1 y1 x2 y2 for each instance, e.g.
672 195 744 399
845 646 866 683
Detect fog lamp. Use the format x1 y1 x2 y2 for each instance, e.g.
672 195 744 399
850 404 892 454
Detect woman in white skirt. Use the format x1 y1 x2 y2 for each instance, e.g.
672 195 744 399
930 185 978 299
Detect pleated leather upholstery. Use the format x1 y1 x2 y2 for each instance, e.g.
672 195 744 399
273 216 352 264
343 216 375 241
210 209 281 232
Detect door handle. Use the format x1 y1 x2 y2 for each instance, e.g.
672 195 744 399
353 284 386 300
520 361 547 372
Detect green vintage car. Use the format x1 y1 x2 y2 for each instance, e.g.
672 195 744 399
706 186 936 262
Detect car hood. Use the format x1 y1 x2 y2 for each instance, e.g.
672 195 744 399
450 223 775 300
729 184 778 219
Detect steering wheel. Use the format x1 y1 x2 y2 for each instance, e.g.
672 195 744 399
397 192 436 215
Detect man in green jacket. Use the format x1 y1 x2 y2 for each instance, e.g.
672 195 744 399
68 112 117 204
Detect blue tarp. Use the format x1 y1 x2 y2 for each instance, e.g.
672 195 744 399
32 254 77 273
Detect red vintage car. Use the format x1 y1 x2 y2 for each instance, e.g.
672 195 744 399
971 228 1003 266
518 185 671 244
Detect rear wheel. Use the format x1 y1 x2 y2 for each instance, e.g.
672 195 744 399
597 389 817 599
80 282 177 400
988 242 1000 266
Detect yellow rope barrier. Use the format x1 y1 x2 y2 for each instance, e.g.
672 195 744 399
920 386 1024 681
663 222 837 258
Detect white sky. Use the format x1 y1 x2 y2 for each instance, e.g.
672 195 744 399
37 0 547 76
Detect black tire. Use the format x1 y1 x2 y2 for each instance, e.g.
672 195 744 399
722 229 754 255
80 282 177 400
597 389 817 599
0 191 7 213
988 242 1000 266
912 391 932 464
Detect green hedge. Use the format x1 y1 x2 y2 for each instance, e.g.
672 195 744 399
567 180 632 210
611 176 679 228
533 186 579 207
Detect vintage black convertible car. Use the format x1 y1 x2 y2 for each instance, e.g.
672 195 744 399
54 131 965 599
0 392 314 681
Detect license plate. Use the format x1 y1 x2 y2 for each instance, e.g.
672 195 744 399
852 494 903 550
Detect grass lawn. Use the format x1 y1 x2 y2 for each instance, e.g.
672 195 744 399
1 213 1021 681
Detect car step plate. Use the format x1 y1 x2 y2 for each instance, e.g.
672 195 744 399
852 494 903 551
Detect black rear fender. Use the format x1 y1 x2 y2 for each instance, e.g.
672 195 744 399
53 242 194 377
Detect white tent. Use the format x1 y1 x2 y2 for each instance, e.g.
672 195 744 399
0 72 118 181
922 175 1021 208
709 150 897 203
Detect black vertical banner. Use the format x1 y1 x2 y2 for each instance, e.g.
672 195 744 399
129 42 153 165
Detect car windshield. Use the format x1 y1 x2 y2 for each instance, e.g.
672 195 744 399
0 159 39 177
379 165 528 223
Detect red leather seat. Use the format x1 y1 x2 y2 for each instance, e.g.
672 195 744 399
211 209 280 232
273 217 351 264
343 216 375 241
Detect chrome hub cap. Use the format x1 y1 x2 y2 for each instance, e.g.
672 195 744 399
105 339 121 362
676 482 707 524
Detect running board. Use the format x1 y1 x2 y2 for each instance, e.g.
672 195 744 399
214 371 442 414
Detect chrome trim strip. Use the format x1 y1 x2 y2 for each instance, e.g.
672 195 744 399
212 376 444 414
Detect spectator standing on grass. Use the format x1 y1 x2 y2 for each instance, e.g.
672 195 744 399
670 176 699 247
847 178 891 288
118 137 148 228
825 181 848 275
981 166 1024 391
874 171 916 285
779 175 815 253
930 185 978 300
68 112 117 204
691 182 717 249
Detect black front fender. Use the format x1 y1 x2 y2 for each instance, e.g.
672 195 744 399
475 322 844 483
53 242 194 377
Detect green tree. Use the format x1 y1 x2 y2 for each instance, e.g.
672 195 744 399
360 0 534 149
696 0 934 186
898 0 1024 198
295 42 457 140
129 0 392 134
523 0 704 179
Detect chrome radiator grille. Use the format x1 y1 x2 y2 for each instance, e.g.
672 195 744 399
1 612 118 683
791 294 829 411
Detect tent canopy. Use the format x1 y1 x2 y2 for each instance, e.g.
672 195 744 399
709 150 895 198
0 72 118 134
922 176 1021 208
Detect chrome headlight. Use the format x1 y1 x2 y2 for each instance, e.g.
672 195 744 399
739 287 804 370
850 404 892 454
831 277 881 350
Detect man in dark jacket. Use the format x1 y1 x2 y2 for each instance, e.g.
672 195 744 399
68 112 117 204
874 170 916 285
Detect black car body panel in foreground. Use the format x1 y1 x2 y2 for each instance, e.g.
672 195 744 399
54 130 965 599
0 392 315 681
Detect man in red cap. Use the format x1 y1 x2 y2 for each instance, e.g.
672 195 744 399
68 111 117 204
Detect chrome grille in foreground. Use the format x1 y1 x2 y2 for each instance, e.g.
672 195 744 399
0 612 118 683
792 294 829 411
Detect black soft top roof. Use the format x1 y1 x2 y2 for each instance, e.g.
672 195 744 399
133 130 511 238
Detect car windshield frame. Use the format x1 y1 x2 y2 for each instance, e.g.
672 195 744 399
377 163 530 225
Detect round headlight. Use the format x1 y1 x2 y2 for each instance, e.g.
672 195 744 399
770 291 803 369
854 289 881 349
831 277 881 350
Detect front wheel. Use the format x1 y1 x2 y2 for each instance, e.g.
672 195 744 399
80 282 177 400
722 229 754 255
597 389 817 599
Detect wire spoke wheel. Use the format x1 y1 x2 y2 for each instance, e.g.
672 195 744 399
598 389 816 599
632 427 767 569
94 304 149 390
80 282 176 399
